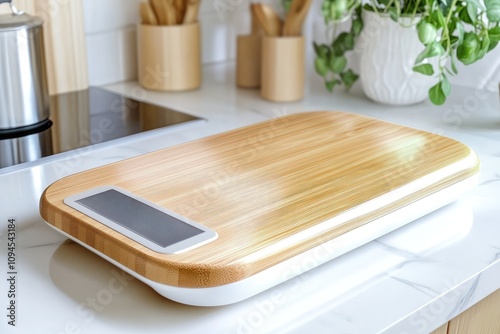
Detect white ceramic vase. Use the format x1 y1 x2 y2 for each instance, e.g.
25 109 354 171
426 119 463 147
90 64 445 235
358 10 437 105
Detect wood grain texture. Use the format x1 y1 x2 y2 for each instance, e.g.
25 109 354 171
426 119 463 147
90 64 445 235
236 34 262 88
182 0 200 24
448 288 500 334
431 323 448 334
34 0 88 94
40 111 480 288
138 22 201 91
282 0 313 36
261 36 305 101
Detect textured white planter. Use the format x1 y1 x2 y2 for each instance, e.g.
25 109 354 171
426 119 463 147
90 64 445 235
359 11 437 105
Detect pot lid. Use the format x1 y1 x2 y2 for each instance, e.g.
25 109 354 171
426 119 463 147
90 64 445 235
0 12 43 32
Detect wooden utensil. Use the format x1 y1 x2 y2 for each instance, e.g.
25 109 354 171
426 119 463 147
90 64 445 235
149 0 168 25
183 0 201 24
175 0 187 24
140 1 159 25
251 3 283 36
250 3 260 34
283 0 313 36
164 0 178 25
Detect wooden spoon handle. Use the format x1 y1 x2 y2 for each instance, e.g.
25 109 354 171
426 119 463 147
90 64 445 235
183 0 200 24
149 0 167 25
164 0 177 25
252 4 282 37
283 0 312 36
250 3 260 35
140 2 159 25
175 0 187 24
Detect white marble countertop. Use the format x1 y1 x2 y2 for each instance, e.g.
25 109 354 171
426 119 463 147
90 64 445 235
1 62 500 334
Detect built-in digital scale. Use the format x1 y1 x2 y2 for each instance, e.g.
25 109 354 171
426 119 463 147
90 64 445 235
40 111 480 306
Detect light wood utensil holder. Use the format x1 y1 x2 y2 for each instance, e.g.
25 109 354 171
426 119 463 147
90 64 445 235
261 35 305 102
138 22 201 91
236 35 262 88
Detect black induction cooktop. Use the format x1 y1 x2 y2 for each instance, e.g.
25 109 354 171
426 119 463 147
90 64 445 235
49 87 202 154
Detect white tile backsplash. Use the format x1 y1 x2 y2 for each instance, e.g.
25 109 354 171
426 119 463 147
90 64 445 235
83 0 143 34
86 27 138 86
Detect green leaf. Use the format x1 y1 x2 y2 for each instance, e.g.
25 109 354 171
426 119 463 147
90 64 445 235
329 55 347 74
489 40 499 51
467 2 478 24
332 41 344 56
340 69 359 90
314 43 330 59
441 74 451 97
418 23 437 45
436 9 446 27
343 33 355 51
455 21 465 45
457 32 480 64
468 0 486 10
414 42 445 65
429 82 447 105
332 33 349 55
459 7 473 24
315 57 329 77
429 42 446 57
447 20 456 36
313 42 320 55
351 18 363 37
388 8 399 22
415 44 432 64
413 64 435 75
451 55 458 74
476 34 491 60
485 0 500 22
326 79 341 92
489 26 500 42
329 0 348 21
320 45 330 58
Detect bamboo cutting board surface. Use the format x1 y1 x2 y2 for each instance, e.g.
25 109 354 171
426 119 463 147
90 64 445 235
40 111 479 288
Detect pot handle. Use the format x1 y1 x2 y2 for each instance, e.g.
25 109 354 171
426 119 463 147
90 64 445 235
0 0 24 15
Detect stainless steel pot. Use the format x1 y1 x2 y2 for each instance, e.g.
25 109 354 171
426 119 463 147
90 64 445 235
0 0 49 129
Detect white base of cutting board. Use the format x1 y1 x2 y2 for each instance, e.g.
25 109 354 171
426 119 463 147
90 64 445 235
47 173 479 306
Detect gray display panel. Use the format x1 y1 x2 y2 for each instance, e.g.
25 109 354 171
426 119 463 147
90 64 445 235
75 189 204 248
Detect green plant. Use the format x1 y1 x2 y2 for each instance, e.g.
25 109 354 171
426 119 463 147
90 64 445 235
314 0 500 105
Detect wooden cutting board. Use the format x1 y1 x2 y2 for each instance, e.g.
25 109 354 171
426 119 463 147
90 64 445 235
40 111 480 289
